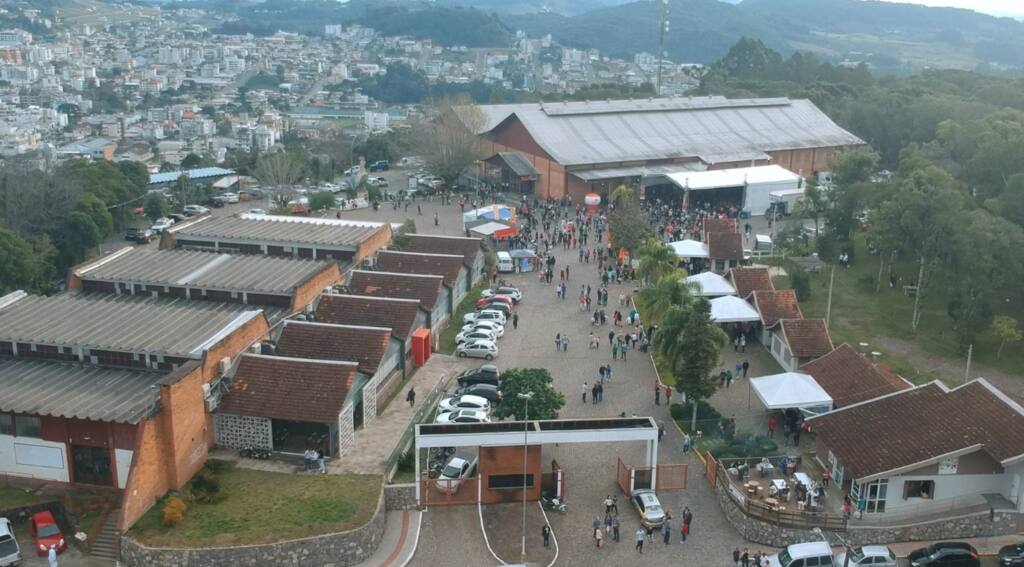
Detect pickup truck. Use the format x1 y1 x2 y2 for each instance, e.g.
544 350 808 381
0 517 22 566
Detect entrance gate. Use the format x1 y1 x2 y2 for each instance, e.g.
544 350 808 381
617 458 689 495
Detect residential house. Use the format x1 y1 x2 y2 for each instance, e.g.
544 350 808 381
376 250 470 306
766 318 834 372
800 343 912 409
346 271 450 345
402 234 486 285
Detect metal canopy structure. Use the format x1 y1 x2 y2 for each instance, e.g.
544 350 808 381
485 151 540 179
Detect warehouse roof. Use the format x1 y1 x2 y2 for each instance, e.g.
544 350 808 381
276 321 391 376
149 167 235 185
0 358 163 423
472 97 864 166
376 251 466 289
347 271 446 308
315 294 423 339
0 291 265 359
76 247 337 295
169 213 391 249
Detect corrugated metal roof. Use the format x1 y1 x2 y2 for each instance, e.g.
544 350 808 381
0 359 163 423
77 247 335 295
148 167 235 185
474 97 864 166
490 152 540 177
0 293 266 359
169 214 389 249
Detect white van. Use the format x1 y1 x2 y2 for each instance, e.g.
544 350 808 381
496 251 514 273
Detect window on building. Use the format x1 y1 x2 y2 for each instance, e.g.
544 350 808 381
14 415 41 438
904 480 934 499
0 414 11 435
863 478 888 512
487 474 534 490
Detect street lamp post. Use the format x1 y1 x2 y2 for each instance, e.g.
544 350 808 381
518 391 534 561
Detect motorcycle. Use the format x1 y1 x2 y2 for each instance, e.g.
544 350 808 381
542 494 567 513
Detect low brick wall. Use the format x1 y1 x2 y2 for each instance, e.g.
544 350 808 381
121 487 387 567
715 476 1021 547
384 483 417 511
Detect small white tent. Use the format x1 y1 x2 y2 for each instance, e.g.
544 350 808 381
750 372 833 411
667 239 709 258
709 295 760 323
685 272 736 297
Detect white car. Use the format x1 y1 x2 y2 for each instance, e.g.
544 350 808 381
461 320 504 337
455 329 497 345
220 192 240 203
436 451 478 493
183 204 209 216
434 409 491 424
481 286 522 303
456 339 498 360
344 166 361 176
463 310 506 326
765 541 835 567
150 217 174 233
438 394 491 414
836 546 897 567
247 208 268 215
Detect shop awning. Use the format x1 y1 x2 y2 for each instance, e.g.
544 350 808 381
709 295 760 323
470 221 516 239
667 239 709 258
685 272 735 296
750 372 833 411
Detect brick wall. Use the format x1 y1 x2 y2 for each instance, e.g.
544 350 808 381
290 263 342 314
355 224 394 264
478 445 542 505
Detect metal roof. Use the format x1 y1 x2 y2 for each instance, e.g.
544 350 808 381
571 162 703 181
77 247 335 295
473 97 864 167
0 292 266 359
0 358 163 423
488 152 540 177
169 214 390 249
148 167 235 185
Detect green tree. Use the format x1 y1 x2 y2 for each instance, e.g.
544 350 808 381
637 270 691 319
180 153 204 169
392 219 417 248
74 194 114 239
490 368 565 421
636 238 677 284
57 212 102 266
0 227 50 294
143 192 168 221
991 316 1023 359
416 95 485 188
607 186 655 256
655 299 728 431
790 268 811 302
791 178 827 237
308 191 335 212
118 161 150 191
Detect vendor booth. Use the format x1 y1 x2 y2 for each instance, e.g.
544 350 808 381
667 239 709 258
750 372 833 415
685 272 736 297
709 295 760 323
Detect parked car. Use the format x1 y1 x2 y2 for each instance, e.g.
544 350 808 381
630 490 665 528
999 542 1024 566
29 510 66 557
247 208 268 215
456 365 501 388
454 383 502 404
476 296 514 310
766 542 836 567
369 160 390 171
837 545 897 567
481 286 522 302
0 517 21 567
908 542 979 567
461 320 504 338
124 228 155 243
343 166 361 176
167 213 187 223
463 310 507 326
369 176 389 187
150 217 174 234
183 204 209 216
219 192 240 203
476 302 511 317
436 451 477 493
456 339 498 360
206 196 226 208
438 394 491 414
434 409 490 424
455 329 497 345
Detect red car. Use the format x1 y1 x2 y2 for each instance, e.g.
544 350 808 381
29 511 66 556
476 296 513 310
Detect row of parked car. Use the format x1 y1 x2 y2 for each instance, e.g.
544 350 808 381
454 286 523 362
765 539 1006 567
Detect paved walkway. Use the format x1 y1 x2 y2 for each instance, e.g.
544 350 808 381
350 510 422 567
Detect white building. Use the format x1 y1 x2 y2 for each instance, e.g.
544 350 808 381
363 111 390 132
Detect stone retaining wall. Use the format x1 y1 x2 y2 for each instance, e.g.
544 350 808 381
384 483 417 511
715 476 1021 547
121 487 387 567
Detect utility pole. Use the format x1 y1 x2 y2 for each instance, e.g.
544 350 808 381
655 0 669 95
825 265 835 329
965 344 973 384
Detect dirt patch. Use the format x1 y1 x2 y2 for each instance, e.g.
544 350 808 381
872 336 1023 395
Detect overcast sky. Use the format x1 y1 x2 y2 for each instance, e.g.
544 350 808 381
873 0 1024 18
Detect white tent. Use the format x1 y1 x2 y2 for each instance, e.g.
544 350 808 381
685 272 735 296
667 239 709 258
750 372 833 411
709 295 760 323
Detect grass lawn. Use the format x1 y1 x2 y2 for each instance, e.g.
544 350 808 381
0 486 56 509
438 285 486 354
774 234 1024 383
129 461 381 547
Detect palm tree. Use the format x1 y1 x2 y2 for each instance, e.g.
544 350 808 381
637 270 691 319
637 238 677 285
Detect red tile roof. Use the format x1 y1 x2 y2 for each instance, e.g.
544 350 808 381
348 270 445 309
729 267 775 298
404 235 483 263
777 319 833 359
703 217 739 237
750 290 802 327
376 251 466 289
809 379 1024 479
801 343 911 408
276 321 391 375
707 232 744 262
314 294 422 339
218 354 356 424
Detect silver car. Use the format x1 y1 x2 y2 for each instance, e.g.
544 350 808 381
455 339 497 360
837 545 897 567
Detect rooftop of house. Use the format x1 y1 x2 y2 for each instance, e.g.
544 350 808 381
729 267 775 298
750 289 802 327
375 250 466 289
776 319 834 359
275 321 391 376
347 270 445 308
801 343 912 408
313 294 423 339
402 234 483 262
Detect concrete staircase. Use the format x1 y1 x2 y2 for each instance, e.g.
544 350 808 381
89 509 120 563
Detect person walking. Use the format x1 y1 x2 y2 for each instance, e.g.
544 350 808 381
654 381 661 405
406 387 416 408
645 524 655 543
433 212 439 226
682 432 692 453
658 422 665 442
725 370 733 388
741 548 750 567
595 525 603 548
555 333 562 351
634 527 645 553
735 361 743 378
581 382 588 403
612 516 620 542
680 520 689 542
664 385 672 405
604 495 614 514
662 515 672 544
512 312 519 329
733 548 741 566
608 330 615 346
47 546 57 567
591 383 599 405
682 506 693 536
542 524 551 547
767 415 777 438
604 513 613 534
742 360 750 378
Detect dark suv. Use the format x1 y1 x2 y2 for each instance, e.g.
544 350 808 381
456 365 500 388
999 542 1024 566
125 228 155 243
909 542 979 567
